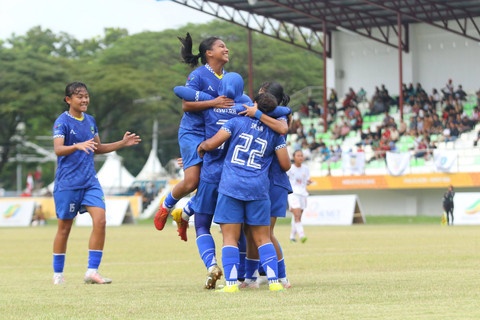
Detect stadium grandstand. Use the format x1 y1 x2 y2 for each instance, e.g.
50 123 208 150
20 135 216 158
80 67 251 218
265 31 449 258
173 0 480 217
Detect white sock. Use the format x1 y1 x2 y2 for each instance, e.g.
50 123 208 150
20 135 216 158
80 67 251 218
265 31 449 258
290 217 296 239
181 211 190 221
295 222 305 238
86 268 97 275
53 272 63 277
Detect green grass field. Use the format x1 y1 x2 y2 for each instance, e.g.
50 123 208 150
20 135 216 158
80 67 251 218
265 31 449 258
1 220 479 319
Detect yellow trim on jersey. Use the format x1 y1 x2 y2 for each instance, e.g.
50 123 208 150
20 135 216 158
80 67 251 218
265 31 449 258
73 115 84 121
215 73 224 80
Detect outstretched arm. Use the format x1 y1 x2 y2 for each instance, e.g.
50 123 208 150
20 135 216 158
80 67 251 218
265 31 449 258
54 137 97 156
95 131 141 154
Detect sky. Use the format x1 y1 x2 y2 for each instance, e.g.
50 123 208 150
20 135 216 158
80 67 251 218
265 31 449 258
0 0 215 41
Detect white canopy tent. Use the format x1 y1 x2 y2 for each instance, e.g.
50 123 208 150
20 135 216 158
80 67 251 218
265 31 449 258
97 151 135 194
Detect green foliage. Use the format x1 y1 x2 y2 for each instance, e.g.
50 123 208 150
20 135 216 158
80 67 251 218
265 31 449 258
0 21 323 189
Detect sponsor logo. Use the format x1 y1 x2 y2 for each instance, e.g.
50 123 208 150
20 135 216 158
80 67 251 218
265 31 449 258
208 85 214 91
70 129 77 135
465 199 480 215
2 204 21 218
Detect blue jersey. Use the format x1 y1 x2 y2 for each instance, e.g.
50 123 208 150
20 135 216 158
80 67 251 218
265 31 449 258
218 117 286 201
180 64 226 135
268 119 293 193
53 111 100 191
201 103 250 184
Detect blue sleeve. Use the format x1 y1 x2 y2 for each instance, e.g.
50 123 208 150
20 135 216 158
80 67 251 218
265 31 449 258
237 94 253 104
174 86 215 102
220 117 238 136
53 118 67 138
267 106 291 118
185 70 201 91
274 134 287 150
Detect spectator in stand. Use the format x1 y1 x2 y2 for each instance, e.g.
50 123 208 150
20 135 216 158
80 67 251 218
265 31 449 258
308 137 321 155
442 79 454 99
298 103 309 118
389 125 400 142
382 112 393 128
308 123 316 137
459 114 473 133
414 137 428 159
330 145 342 162
339 122 351 140
307 97 316 115
312 103 322 117
289 115 302 135
471 107 480 125
408 115 418 135
328 89 338 107
398 119 407 136
423 113 433 135
476 90 480 107
348 88 357 103
443 122 459 142
431 113 444 134
300 140 312 160
319 142 331 161
455 85 467 101
473 129 480 147
415 83 425 96
357 88 367 102
431 88 441 110
416 115 425 133
352 114 363 132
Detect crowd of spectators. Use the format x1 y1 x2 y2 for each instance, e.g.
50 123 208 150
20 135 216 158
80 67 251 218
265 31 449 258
289 78 479 164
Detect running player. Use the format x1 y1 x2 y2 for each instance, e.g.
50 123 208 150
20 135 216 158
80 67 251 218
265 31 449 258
154 32 234 231
173 73 291 289
288 150 312 243
198 92 291 292
52 82 141 285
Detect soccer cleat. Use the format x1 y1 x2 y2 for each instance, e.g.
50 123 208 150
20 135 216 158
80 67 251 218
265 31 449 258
280 278 292 289
53 274 66 285
238 280 259 289
154 196 170 231
205 265 223 289
290 238 297 243
84 272 112 284
256 275 268 286
215 284 239 293
301 236 308 243
171 208 188 242
269 282 284 292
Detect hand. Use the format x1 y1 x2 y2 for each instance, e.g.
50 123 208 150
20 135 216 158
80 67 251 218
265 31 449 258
239 102 258 117
76 138 97 154
211 95 234 109
176 157 183 168
123 131 141 146
197 144 205 159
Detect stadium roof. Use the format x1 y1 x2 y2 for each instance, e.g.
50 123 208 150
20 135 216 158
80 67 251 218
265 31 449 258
172 0 480 54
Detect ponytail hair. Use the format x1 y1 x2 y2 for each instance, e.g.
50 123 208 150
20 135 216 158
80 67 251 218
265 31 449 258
259 81 290 106
178 32 221 68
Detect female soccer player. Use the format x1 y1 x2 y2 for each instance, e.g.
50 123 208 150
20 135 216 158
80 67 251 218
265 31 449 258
52 82 141 285
240 82 293 289
154 32 234 231
288 149 312 243
198 92 291 292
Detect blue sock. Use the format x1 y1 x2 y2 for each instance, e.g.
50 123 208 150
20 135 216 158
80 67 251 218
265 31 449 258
164 192 178 209
196 234 217 269
88 250 103 269
237 231 246 280
258 243 278 281
277 243 286 278
53 253 65 273
245 258 260 280
183 195 195 217
222 246 239 282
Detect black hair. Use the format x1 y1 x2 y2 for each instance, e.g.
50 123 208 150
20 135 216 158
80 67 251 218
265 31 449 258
259 81 290 106
178 32 221 68
254 92 278 114
64 82 88 107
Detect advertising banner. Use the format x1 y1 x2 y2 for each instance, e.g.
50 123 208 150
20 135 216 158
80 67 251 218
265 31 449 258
301 195 365 226
452 192 480 225
76 199 134 226
0 201 35 227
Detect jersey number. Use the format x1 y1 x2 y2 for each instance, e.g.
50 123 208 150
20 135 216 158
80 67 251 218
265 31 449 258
231 133 267 169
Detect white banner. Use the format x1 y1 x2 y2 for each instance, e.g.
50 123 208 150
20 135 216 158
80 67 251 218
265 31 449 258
76 199 133 226
433 149 457 172
386 152 410 176
0 201 35 227
301 195 365 226
342 152 365 175
452 192 480 225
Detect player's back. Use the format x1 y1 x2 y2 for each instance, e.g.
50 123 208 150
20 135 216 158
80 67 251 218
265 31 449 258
219 116 286 201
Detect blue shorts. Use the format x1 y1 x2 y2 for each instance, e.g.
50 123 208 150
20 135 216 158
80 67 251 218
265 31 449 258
214 193 271 226
178 127 203 170
53 184 105 220
269 185 288 218
191 180 218 215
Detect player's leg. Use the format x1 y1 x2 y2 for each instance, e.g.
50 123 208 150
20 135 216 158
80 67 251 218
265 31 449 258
270 218 291 288
83 205 111 284
238 226 247 282
246 199 283 291
53 218 74 284
241 224 261 288
195 212 222 289
156 130 202 230
52 189 79 285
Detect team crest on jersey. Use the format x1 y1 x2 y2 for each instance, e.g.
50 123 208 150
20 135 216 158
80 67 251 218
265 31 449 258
90 126 94 134
54 124 62 129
